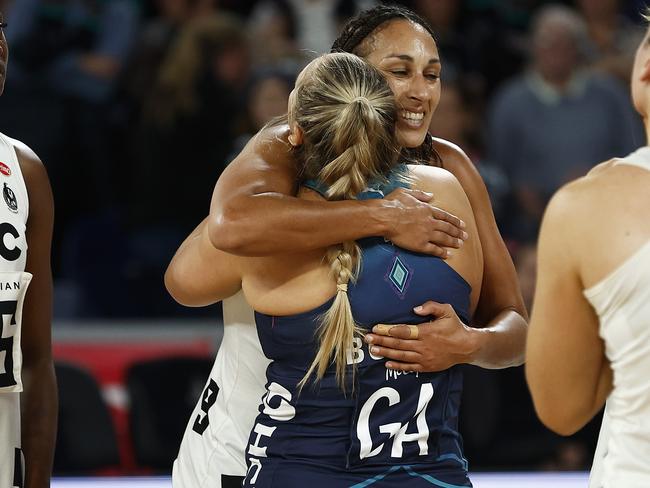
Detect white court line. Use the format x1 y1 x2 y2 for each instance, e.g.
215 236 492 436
52 472 589 487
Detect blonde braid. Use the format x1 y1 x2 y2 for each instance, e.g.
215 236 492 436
292 53 399 391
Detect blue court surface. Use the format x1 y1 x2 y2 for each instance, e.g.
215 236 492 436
52 472 589 487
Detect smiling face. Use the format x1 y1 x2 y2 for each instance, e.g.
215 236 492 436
360 19 441 149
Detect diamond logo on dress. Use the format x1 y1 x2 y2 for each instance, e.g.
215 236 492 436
389 255 410 294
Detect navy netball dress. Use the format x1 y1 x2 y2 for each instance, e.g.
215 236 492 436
244 171 473 487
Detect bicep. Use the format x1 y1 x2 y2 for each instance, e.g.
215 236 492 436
526 194 606 434
210 127 298 212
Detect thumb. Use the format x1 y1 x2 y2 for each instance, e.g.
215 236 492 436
413 301 450 318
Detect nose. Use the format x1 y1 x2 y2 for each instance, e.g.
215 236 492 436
406 73 430 102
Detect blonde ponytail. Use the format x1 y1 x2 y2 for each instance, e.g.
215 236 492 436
291 53 400 391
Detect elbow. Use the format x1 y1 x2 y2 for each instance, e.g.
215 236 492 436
164 264 198 307
164 265 185 305
534 402 586 436
527 377 594 436
207 205 249 255
164 263 217 307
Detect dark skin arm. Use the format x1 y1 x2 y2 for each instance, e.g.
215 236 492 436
13 141 57 488
365 140 528 371
208 125 466 257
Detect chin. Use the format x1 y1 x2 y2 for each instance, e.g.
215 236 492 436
397 131 428 150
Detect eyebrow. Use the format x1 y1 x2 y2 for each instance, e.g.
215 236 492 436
383 54 441 65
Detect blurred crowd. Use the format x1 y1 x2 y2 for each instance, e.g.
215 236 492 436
0 0 644 474
0 0 644 319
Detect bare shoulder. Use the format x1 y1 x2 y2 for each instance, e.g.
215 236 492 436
407 163 475 239
408 163 466 204
6 136 51 191
431 137 474 173
431 137 469 163
543 157 650 285
547 159 620 221
540 164 614 258
430 136 489 202
246 123 293 166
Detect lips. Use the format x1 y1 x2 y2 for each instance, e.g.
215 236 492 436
399 109 425 128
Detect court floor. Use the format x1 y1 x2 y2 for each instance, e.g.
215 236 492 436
52 472 589 487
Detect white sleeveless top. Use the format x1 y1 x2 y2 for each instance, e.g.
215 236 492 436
0 132 33 488
585 146 650 488
0 132 32 394
173 291 269 487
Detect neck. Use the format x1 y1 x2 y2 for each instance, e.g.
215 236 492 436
645 117 650 146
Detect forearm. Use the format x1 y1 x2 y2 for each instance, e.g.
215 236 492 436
166 219 241 306
209 193 395 256
468 309 527 369
21 359 57 488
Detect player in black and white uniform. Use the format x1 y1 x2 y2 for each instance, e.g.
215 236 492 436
0 10 57 488
172 292 269 488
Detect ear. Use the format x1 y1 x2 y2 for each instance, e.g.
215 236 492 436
288 124 304 147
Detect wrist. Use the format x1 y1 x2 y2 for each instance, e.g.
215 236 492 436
465 326 488 365
367 198 400 238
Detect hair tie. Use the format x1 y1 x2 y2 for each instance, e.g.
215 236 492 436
337 283 348 293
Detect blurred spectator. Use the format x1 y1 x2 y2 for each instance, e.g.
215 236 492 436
247 0 375 67
247 0 304 68
122 14 250 317
6 0 138 102
133 12 250 229
228 67 295 160
134 12 249 231
287 0 369 54
123 0 218 109
407 0 528 97
487 4 642 241
576 0 645 84
514 241 537 314
1 0 140 276
430 79 510 226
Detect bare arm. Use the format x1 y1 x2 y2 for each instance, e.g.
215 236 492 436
365 141 527 371
165 218 242 306
526 186 612 436
438 140 528 368
14 142 57 488
208 125 466 257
